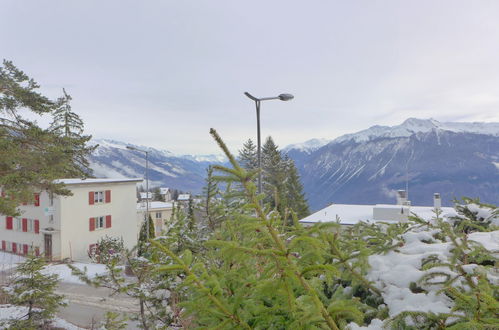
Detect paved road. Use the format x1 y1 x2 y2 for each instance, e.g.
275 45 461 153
56 282 140 329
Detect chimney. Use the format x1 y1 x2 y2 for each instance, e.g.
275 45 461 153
433 193 441 210
396 190 407 205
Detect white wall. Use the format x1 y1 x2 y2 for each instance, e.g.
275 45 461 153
0 191 62 258
59 182 139 262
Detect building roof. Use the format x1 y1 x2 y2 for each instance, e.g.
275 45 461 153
140 192 153 199
177 194 190 201
55 178 142 185
299 203 456 225
159 187 170 194
137 201 173 210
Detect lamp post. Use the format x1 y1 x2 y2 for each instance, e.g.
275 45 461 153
244 92 294 195
126 145 150 239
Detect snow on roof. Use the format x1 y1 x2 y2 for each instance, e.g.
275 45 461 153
159 187 170 194
299 203 456 225
140 192 153 199
300 204 374 225
177 194 190 201
137 201 173 210
55 178 142 185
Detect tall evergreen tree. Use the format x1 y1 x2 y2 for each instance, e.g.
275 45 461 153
238 138 258 170
261 136 288 212
260 136 310 221
49 88 96 175
283 155 310 219
0 60 94 216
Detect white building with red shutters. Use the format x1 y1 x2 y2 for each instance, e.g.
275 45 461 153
0 178 141 262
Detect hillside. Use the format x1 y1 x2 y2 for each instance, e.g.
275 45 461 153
286 118 499 210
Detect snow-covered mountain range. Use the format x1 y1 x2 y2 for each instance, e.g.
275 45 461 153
285 118 499 210
89 139 226 192
89 118 499 209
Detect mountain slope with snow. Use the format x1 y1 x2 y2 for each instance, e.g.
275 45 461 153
89 139 224 192
286 119 499 211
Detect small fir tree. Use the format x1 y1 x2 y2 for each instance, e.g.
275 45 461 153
137 215 155 256
2 255 66 329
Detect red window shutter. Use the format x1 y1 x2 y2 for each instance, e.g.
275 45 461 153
34 220 39 234
89 191 94 205
89 217 95 231
35 247 40 256
23 244 28 255
105 215 112 228
22 218 28 232
6 217 13 230
1 241 5 250
12 243 17 254
34 193 40 206
105 190 111 203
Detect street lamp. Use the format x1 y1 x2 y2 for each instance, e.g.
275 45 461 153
126 145 150 239
244 92 294 195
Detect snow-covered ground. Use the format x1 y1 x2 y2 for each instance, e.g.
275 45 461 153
41 262 109 284
0 251 109 284
0 252 25 272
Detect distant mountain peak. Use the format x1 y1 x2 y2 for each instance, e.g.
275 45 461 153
334 118 499 144
284 138 332 154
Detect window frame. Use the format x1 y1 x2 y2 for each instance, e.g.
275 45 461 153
95 216 105 230
93 191 104 204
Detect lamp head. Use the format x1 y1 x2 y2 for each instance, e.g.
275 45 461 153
278 93 294 101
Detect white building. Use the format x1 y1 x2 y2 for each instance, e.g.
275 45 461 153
1 178 141 262
159 188 172 202
139 192 153 201
300 192 456 226
137 201 173 234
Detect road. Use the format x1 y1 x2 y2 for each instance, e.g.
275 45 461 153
55 282 140 329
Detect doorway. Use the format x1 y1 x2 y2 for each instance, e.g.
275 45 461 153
44 234 52 261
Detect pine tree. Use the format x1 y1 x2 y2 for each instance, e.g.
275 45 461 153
152 187 163 201
49 88 84 137
261 136 288 211
238 138 258 170
138 215 155 256
49 88 96 176
0 60 95 216
260 136 310 221
283 155 310 219
2 255 66 329
199 165 226 231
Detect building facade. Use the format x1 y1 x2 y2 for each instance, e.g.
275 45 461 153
1 178 141 262
137 201 173 234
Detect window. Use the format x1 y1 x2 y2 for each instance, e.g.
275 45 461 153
6 242 12 252
15 218 21 231
94 191 104 204
49 215 54 223
49 192 54 206
95 216 105 229
155 212 162 219
16 243 22 253
27 219 33 232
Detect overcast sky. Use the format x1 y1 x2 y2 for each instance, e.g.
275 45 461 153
2 1 499 154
